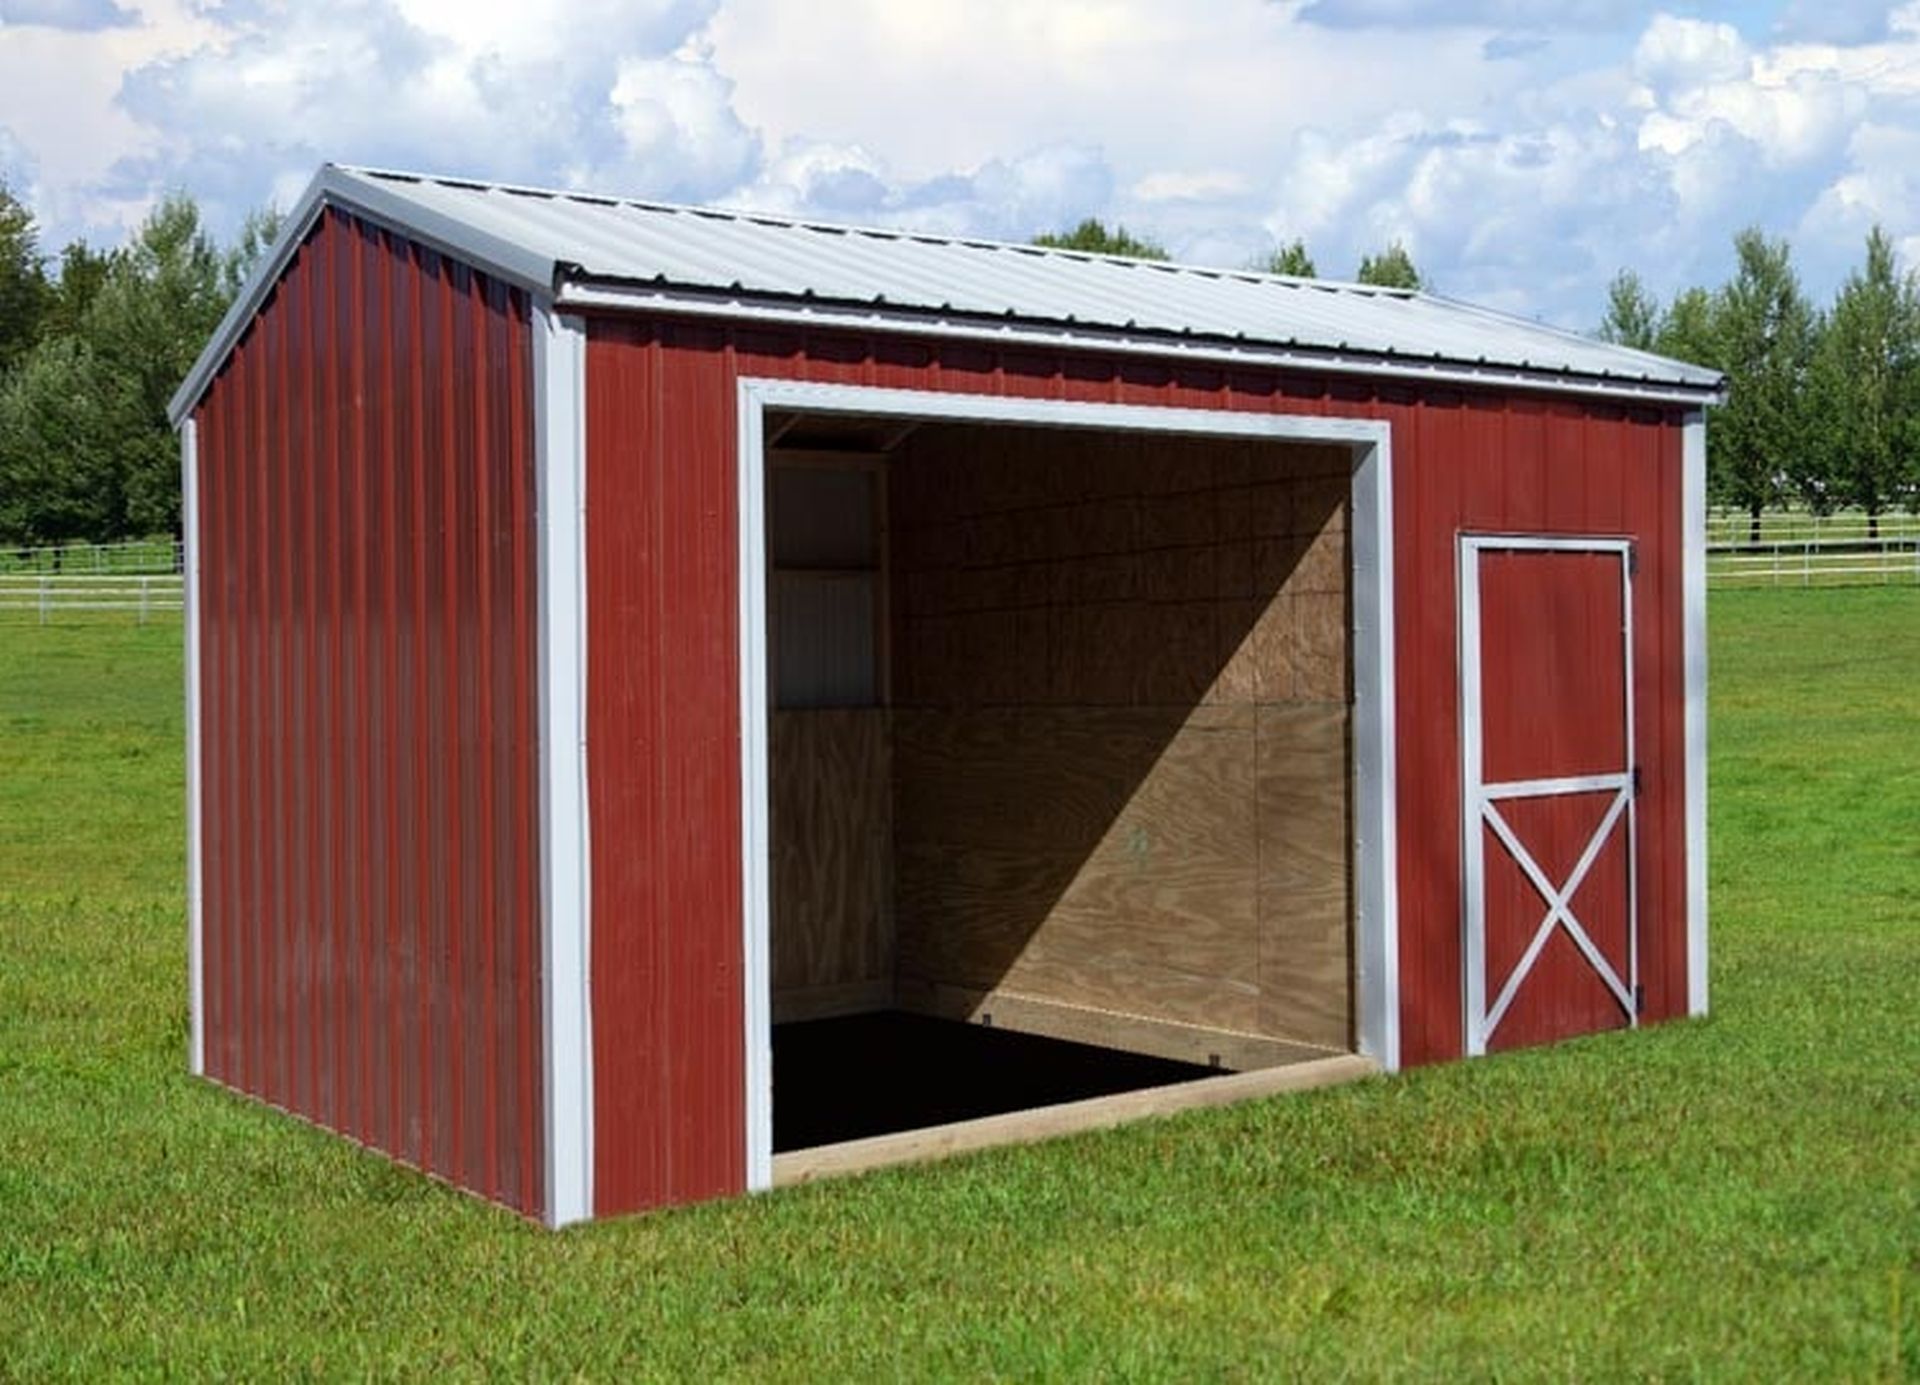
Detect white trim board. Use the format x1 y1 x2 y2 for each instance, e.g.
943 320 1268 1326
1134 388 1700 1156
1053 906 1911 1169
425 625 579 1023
182 418 205 1077
567 283 1724 410
534 304 594 1227
1682 412 1709 1016
735 378 1402 1193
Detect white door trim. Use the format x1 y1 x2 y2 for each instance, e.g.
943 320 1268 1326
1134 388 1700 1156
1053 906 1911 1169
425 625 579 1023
1458 534 1638 1057
736 378 1400 1192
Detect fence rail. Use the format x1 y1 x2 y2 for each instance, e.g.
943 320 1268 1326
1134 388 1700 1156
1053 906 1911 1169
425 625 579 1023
0 538 182 576
1707 511 1920 546
2 525 1911 620
0 573 185 622
1708 537 1920 588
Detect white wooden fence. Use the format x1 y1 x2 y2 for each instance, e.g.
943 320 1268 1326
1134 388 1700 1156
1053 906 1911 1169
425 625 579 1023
0 573 185 622
1708 535 1920 588
2 520 1913 623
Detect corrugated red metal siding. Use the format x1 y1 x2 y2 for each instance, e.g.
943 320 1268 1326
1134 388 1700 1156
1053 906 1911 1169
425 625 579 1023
192 208 544 1217
584 316 1692 1216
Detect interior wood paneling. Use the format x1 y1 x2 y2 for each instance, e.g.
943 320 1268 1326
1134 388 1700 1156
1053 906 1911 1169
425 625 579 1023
770 709 893 1006
1256 704 1352 1048
894 704 1264 1032
886 425 1354 1057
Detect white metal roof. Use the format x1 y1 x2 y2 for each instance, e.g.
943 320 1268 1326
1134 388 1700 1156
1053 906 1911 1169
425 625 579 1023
169 164 1724 424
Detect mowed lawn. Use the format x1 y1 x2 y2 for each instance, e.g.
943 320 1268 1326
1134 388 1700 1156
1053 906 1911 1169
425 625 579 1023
1 592 1915 1379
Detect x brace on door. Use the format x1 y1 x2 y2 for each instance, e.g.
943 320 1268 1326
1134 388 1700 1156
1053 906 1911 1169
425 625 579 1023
1459 535 1639 1057
1478 777 1635 1042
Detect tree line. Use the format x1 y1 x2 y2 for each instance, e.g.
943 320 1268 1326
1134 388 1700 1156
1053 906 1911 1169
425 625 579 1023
0 184 1911 547
1049 216 1920 541
0 181 277 548
1034 218 1424 288
1598 229 1919 539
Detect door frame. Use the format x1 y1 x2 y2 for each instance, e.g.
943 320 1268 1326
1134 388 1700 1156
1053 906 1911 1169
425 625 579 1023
1458 533 1638 1058
737 378 1401 1191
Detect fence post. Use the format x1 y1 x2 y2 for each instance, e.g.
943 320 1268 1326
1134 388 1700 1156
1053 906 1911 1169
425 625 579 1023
38 575 49 625
139 576 150 625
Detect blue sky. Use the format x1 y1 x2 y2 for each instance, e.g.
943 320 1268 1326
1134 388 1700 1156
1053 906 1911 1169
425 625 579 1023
3 0 1919 328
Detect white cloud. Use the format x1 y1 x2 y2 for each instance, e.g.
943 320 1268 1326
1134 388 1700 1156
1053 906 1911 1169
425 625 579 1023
0 0 132 28
609 45 758 200
5 0 1920 326
1632 14 1751 93
1296 0 1656 29
1132 170 1251 203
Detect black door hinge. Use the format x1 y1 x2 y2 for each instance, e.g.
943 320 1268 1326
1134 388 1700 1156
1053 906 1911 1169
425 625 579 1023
1631 766 1642 796
1633 983 1645 1014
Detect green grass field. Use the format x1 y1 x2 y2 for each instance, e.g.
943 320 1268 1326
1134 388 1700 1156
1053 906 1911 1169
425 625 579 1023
1 593 1915 1379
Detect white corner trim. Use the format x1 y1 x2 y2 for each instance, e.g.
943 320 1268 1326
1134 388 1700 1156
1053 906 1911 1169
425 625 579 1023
1350 427 1400 1073
1682 411 1709 1016
535 303 594 1226
738 386 775 1193
735 379 1402 1181
182 417 205 1077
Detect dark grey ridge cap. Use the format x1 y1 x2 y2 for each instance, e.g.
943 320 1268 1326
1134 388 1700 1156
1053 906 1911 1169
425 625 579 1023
168 163 1726 426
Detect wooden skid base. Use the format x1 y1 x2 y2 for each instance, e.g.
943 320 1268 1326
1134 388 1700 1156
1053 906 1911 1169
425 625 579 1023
770 1051 1378 1188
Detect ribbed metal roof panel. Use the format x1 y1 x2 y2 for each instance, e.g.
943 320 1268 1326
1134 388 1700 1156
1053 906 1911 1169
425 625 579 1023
167 163 1726 425
331 166 1719 391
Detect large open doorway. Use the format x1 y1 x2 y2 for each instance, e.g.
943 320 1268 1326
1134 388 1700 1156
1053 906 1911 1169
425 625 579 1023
737 383 1398 1190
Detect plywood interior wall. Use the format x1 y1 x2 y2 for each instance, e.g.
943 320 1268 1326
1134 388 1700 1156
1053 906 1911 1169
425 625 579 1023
769 455 892 1020
887 426 1353 1054
767 424 1356 1059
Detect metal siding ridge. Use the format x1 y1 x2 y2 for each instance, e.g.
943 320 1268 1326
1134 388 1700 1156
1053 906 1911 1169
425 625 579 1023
167 166 560 427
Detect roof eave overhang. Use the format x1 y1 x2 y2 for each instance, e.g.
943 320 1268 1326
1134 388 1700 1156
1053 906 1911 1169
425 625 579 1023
169 168 1727 426
166 165 563 427
553 278 1729 410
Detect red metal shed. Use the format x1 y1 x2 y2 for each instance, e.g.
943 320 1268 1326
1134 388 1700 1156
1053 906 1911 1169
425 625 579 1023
170 165 1722 1226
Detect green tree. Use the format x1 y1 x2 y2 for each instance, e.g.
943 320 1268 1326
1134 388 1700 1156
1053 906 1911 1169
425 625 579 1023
0 191 235 544
1713 229 1814 541
42 240 114 340
84 193 232 536
1598 269 1661 350
1655 285 1720 368
0 336 123 542
1356 241 1422 290
1805 227 1920 531
1032 217 1169 260
1259 238 1317 278
0 178 51 379
222 205 284 296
